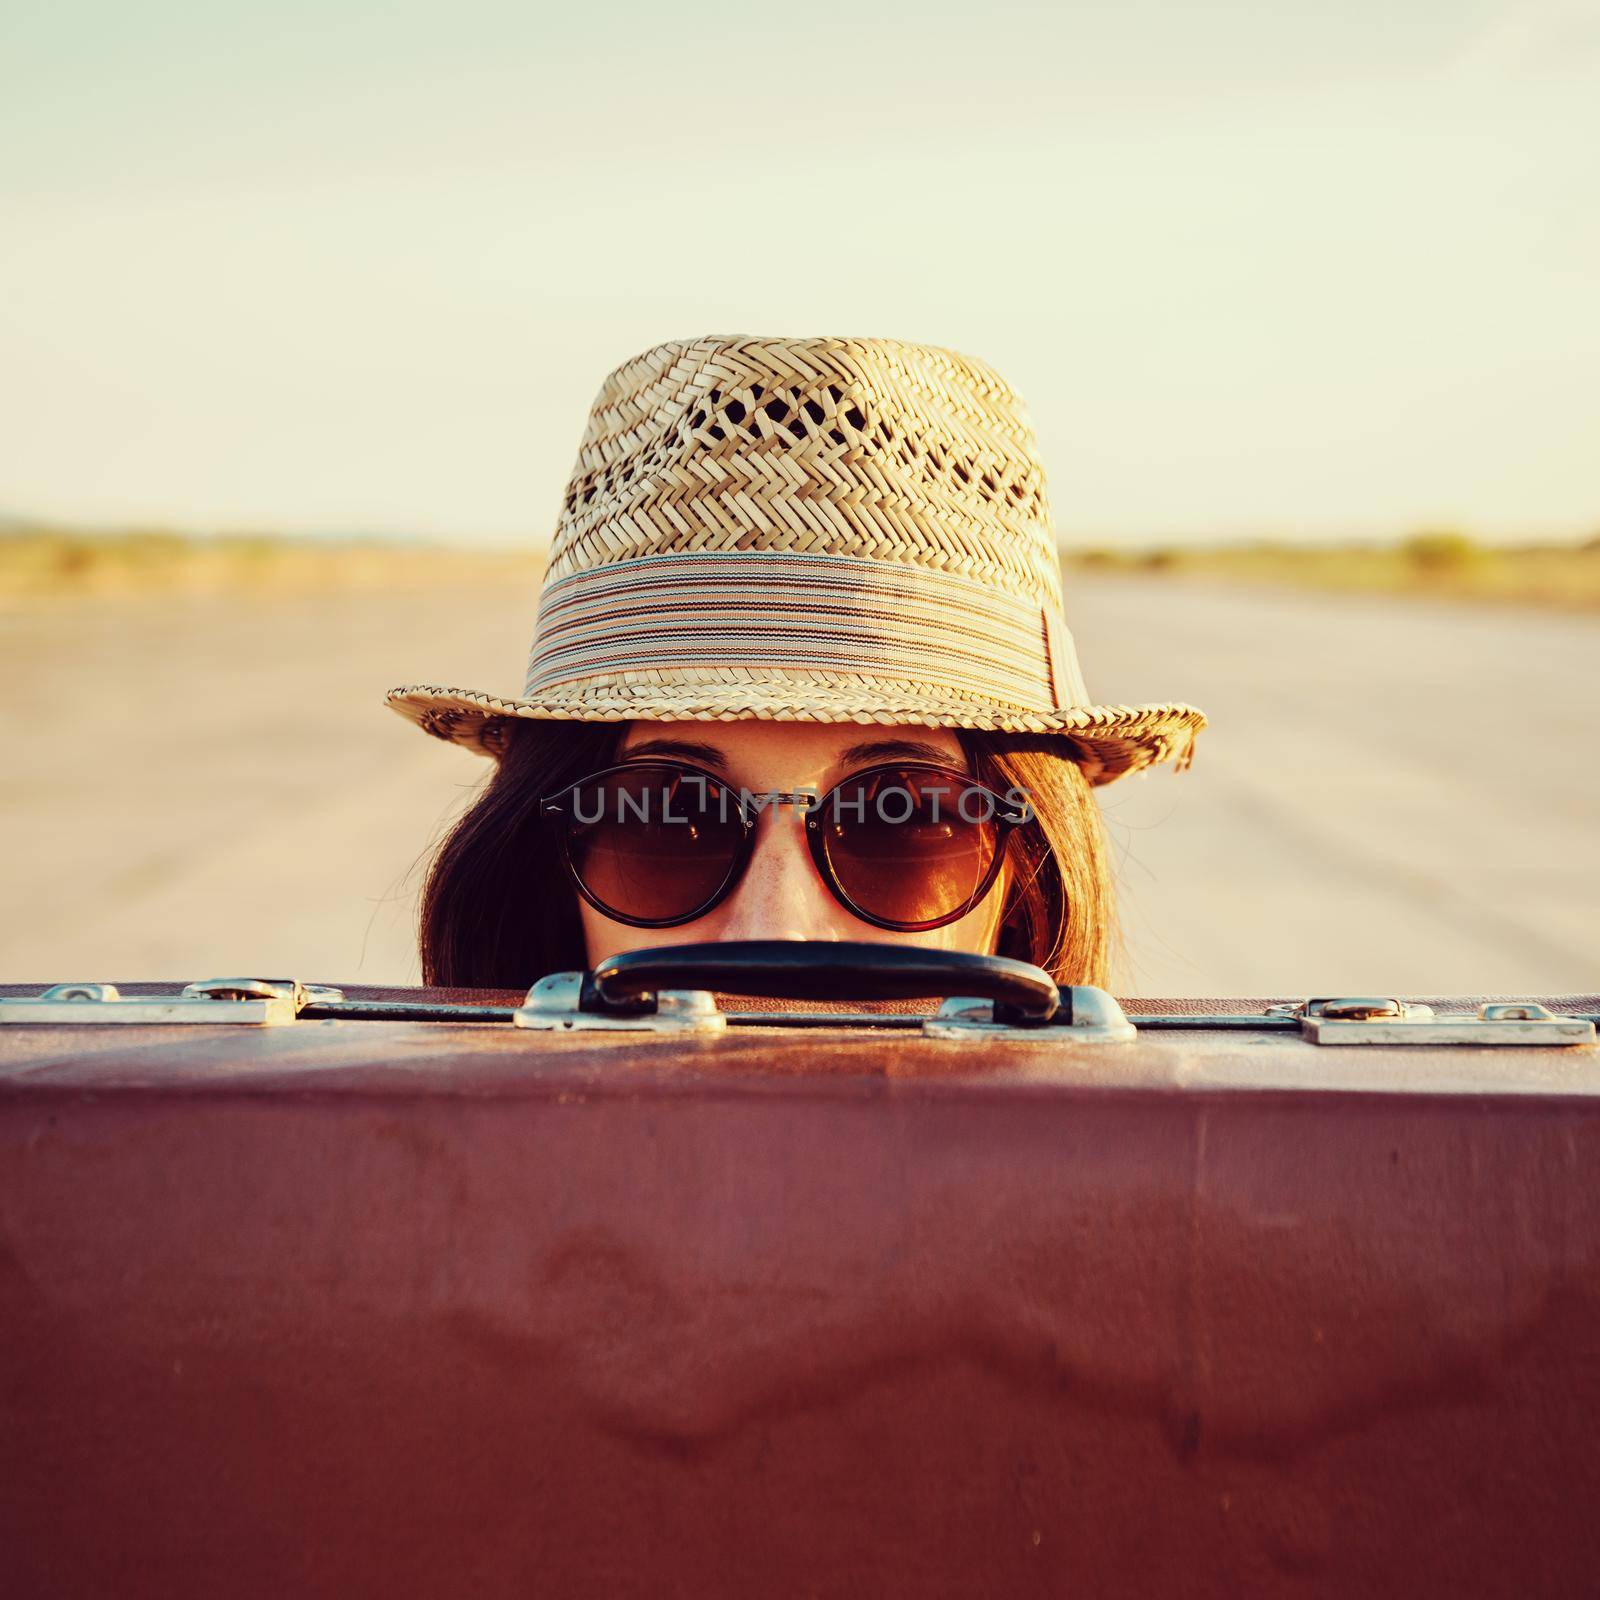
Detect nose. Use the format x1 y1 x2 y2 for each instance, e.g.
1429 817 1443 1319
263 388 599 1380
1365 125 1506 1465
712 803 844 941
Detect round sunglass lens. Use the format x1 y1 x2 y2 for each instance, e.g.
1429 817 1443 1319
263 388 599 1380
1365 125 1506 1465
816 767 1002 928
566 765 745 924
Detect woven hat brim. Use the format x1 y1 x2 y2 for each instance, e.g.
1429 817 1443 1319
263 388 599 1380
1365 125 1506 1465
384 683 1206 787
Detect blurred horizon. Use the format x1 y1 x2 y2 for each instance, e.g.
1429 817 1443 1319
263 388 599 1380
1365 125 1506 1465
4 0 1599 546
3 509 1597 554
7 516 1598 616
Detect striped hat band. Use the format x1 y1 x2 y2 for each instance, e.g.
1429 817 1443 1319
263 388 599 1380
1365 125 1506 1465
524 549 1092 714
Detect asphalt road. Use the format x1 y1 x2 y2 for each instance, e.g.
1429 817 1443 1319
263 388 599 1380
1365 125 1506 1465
2 575 1595 997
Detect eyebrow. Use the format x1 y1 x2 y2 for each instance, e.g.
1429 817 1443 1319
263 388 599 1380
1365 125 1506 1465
620 736 966 773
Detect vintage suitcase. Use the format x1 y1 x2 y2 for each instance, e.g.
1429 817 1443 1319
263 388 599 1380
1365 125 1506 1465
3 946 1598 1598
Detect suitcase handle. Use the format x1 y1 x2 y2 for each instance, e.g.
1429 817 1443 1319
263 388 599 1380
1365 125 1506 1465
581 940 1063 1026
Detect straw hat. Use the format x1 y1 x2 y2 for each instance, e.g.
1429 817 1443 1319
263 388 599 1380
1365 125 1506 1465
385 334 1207 786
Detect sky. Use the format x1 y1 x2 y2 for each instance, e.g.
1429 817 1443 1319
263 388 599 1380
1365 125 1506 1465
3 0 1598 546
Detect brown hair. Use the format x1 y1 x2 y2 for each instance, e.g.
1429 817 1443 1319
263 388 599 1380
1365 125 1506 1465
417 718 1122 990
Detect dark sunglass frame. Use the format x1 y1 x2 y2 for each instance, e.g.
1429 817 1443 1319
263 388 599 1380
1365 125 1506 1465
538 758 1030 933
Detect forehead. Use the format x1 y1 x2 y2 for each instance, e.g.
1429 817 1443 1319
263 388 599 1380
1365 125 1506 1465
616 719 968 777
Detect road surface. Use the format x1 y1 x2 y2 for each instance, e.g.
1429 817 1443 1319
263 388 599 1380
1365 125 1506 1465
1 575 1595 997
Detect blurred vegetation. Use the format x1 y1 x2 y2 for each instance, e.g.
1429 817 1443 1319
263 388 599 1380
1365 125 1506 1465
0 523 546 606
4 521 1597 614
1062 529 1600 612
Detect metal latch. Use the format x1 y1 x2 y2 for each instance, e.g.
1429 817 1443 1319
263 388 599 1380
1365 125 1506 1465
922 985 1137 1044
0 978 344 1026
1291 996 1595 1047
513 972 727 1035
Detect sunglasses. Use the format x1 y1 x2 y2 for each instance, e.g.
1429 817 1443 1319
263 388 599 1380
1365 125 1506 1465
539 759 1031 932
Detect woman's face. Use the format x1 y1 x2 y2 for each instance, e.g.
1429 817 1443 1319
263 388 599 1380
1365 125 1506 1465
577 719 1014 964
